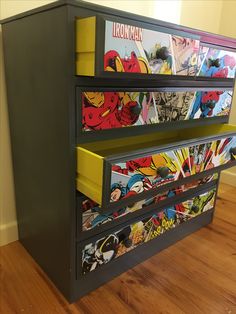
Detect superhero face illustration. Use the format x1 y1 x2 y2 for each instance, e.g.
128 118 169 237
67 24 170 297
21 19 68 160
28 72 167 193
84 92 105 107
110 188 122 202
110 183 126 203
104 50 150 74
82 91 142 130
127 174 152 194
129 181 144 193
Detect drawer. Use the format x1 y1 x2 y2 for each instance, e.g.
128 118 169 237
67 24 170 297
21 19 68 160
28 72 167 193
79 172 218 237
76 15 200 77
76 124 236 209
78 87 232 133
197 44 236 78
80 187 216 275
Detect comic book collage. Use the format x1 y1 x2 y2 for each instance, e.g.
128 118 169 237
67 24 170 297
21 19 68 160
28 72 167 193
82 90 233 131
110 136 236 203
80 21 236 276
104 21 236 77
82 173 218 232
198 45 236 78
82 188 216 274
80 21 236 132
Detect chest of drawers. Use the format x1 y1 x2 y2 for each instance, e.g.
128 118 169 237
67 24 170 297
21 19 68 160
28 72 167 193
1 0 236 302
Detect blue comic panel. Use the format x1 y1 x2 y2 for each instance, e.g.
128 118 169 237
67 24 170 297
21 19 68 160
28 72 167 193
197 45 236 78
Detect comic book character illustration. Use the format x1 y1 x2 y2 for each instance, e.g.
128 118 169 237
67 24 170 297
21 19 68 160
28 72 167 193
205 137 236 169
145 44 173 74
83 210 114 230
189 190 215 215
111 156 175 198
110 183 127 202
189 91 224 119
83 176 218 231
124 174 152 198
82 227 132 273
136 92 154 123
185 143 216 175
110 153 181 202
155 91 195 121
82 234 119 273
172 36 199 76
198 47 236 78
82 196 128 230
193 144 208 173
82 189 216 273
110 173 152 202
104 50 150 73
126 155 174 183
82 91 142 130
82 198 98 213
110 137 236 204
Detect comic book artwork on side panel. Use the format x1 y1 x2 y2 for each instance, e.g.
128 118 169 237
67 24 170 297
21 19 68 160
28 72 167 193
82 189 216 274
104 21 200 75
82 90 232 131
110 136 236 203
82 173 218 232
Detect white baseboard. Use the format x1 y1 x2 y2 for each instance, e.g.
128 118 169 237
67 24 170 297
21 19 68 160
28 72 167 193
220 170 236 187
0 220 18 246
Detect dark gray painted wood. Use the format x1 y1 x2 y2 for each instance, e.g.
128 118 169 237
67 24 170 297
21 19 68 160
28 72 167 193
2 6 76 300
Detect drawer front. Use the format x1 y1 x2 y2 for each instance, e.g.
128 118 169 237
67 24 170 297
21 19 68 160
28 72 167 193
109 135 236 205
81 173 218 232
77 128 236 208
76 16 200 77
80 88 232 132
81 188 216 275
197 44 236 78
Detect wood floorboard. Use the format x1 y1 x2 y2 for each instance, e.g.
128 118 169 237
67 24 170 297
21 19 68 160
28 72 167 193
0 183 236 314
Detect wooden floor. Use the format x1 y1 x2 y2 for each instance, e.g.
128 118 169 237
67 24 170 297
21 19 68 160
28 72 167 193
1 183 236 314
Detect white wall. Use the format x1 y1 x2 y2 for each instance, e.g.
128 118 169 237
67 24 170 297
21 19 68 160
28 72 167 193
85 0 182 23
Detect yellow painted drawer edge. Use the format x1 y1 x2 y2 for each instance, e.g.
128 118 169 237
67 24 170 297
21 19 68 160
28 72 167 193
76 52 95 76
76 16 96 76
77 147 103 203
76 176 102 204
76 17 96 52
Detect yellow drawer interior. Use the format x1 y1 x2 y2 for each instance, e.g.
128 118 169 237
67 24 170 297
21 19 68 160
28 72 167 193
76 124 236 204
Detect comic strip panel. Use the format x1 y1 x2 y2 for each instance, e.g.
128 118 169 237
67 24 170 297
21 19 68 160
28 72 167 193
82 189 216 274
197 45 236 78
104 21 200 76
82 90 231 131
82 173 218 231
110 137 236 203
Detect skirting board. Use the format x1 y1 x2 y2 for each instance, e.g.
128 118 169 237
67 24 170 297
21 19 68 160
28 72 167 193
0 220 18 246
220 168 236 187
